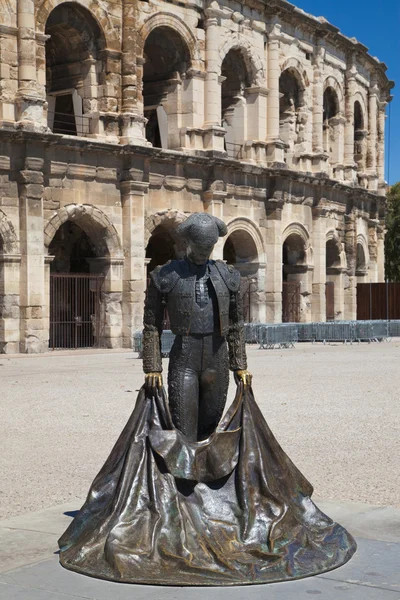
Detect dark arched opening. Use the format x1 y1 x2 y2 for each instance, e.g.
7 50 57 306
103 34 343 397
143 27 191 148
145 227 177 276
354 100 367 176
49 221 100 274
279 69 304 164
323 87 340 167
356 243 367 275
221 49 251 159
223 229 259 322
45 3 106 135
48 221 107 349
282 234 308 323
325 239 342 321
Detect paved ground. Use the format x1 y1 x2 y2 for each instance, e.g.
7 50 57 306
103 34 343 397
1 342 399 520
1 342 399 598
0 499 399 599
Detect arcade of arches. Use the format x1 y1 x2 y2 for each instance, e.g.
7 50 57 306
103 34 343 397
0 0 389 352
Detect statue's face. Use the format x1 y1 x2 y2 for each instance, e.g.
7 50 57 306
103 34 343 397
186 240 215 265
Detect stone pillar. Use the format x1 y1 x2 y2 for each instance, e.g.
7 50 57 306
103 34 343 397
343 212 357 320
377 101 387 194
163 75 183 150
120 0 147 144
265 23 285 164
93 49 121 141
19 150 48 352
0 254 21 353
344 57 357 183
120 177 149 347
312 42 328 173
264 203 283 323
180 70 207 151
367 220 379 283
242 86 269 164
102 258 124 348
311 208 326 321
0 26 18 123
16 0 46 129
376 223 385 282
203 12 225 151
367 73 378 191
331 115 346 180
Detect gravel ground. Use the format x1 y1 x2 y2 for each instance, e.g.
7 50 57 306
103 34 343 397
0 342 399 520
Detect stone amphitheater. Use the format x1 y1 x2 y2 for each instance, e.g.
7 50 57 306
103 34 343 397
0 0 394 353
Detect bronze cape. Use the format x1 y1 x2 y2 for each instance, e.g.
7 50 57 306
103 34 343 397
58 383 356 585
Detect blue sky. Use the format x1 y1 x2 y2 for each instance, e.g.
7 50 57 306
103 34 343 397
294 0 399 185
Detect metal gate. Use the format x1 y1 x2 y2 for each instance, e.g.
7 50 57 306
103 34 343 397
325 282 335 321
50 273 104 349
282 282 300 323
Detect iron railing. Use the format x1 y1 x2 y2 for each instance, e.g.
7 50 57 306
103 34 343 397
50 273 104 349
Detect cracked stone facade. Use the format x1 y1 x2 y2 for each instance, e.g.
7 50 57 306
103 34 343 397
0 0 393 352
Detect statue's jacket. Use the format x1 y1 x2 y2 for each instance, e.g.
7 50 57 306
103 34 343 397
143 258 247 373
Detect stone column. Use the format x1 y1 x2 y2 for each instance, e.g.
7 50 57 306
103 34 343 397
242 86 269 164
19 150 48 352
16 0 46 129
93 49 121 141
311 42 328 172
120 177 149 347
102 258 124 348
0 254 21 353
180 70 207 151
367 74 378 191
203 12 225 151
311 208 326 321
343 212 357 320
344 57 357 183
120 0 147 144
264 202 283 323
265 23 285 165
377 101 387 193
0 26 19 123
376 222 385 282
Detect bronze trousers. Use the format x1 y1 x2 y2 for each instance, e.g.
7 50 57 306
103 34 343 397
168 333 229 441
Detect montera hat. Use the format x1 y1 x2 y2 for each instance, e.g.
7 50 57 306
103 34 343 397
176 213 228 245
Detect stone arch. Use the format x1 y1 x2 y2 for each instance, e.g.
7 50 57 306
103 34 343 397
356 233 369 274
138 13 200 68
223 218 265 322
225 217 265 263
279 62 309 165
281 57 310 89
282 223 313 322
145 209 187 275
44 204 123 258
326 230 347 269
282 222 312 254
323 76 344 110
218 34 265 86
0 210 18 254
145 209 187 247
36 0 119 51
353 92 368 124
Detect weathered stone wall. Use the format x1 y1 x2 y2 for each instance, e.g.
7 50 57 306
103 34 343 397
0 0 392 352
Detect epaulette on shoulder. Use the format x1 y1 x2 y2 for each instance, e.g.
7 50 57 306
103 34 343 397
150 260 180 293
214 260 241 292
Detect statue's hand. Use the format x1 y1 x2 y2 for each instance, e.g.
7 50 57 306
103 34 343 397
145 372 163 392
234 369 253 387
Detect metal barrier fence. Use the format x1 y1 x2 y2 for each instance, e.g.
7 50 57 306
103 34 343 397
133 320 400 356
259 324 298 349
134 330 175 358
